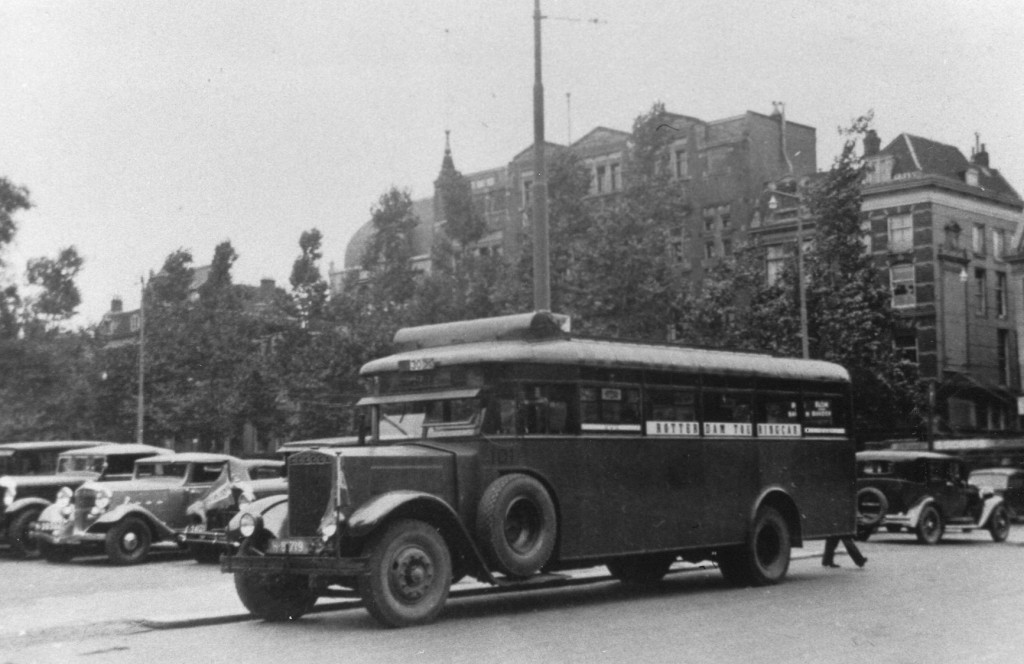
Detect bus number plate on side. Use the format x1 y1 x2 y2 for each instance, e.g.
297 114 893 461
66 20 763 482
268 538 310 555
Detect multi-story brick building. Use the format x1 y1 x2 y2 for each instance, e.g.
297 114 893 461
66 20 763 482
333 105 816 289
751 130 1024 442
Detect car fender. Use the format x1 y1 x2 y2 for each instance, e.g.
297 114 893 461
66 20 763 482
91 504 176 540
227 494 289 541
904 496 937 528
5 496 51 520
346 490 491 581
750 485 805 546
978 495 1006 528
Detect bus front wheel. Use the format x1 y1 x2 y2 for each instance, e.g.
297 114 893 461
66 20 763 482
717 506 791 587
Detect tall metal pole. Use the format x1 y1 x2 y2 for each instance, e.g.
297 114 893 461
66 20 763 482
136 276 145 444
532 0 551 311
779 101 809 359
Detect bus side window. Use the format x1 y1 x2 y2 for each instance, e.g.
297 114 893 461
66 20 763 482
483 393 518 435
521 384 576 435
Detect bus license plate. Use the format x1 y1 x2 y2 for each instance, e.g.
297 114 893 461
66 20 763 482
268 538 310 555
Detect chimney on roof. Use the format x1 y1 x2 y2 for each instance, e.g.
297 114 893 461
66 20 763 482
260 278 275 298
864 130 881 157
111 297 123 313
973 143 990 168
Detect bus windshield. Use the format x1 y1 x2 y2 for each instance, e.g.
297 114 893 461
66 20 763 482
378 398 483 440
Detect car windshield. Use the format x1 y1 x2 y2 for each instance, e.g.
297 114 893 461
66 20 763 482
192 463 226 483
135 462 189 479
971 473 1009 490
57 455 105 475
378 398 483 440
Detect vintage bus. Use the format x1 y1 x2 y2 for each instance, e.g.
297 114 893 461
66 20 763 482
224 312 855 627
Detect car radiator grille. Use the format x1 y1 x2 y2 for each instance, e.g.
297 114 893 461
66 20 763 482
74 491 96 530
287 452 335 537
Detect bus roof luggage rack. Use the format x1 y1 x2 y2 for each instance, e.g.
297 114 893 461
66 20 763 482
393 312 571 351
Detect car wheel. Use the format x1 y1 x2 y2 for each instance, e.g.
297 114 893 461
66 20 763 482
915 505 943 545
476 474 557 578
357 519 452 628
105 516 153 565
607 553 676 586
988 504 1011 542
717 506 791 587
234 542 317 621
8 507 43 559
39 542 75 563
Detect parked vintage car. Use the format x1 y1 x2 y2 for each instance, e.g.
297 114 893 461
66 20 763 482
0 441 110 476
178 458 286 563
32 452 239 564
1 443 166 557
969 467 1024 521
855 450 1011 544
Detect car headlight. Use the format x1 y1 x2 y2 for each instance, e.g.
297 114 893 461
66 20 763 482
90 487 113 516
56 486 74 508
239 512 258 538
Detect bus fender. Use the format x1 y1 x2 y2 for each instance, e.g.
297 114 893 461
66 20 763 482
752 486 804 547
347 491 494 583
977 495 1006 528
92 505 176 540
905 497 936 529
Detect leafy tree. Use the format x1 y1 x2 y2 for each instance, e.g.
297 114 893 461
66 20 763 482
360 187 420 312
289 228 328 324
0 178 32 339
564 103 691 338
149 249 194 304
683 113 921 443
24 246 84 331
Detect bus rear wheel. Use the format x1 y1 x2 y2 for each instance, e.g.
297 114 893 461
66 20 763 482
717 506 791 587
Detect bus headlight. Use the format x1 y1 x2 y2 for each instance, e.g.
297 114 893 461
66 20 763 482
239 512 258 538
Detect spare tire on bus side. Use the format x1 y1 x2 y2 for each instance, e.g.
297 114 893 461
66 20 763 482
475 473 557 578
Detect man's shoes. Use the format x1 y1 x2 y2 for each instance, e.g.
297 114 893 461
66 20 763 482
822 562 840 568
854 558 867 568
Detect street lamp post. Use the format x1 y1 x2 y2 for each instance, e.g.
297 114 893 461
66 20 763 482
136 276 145 444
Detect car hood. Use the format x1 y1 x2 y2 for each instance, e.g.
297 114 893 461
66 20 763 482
79 476 182 498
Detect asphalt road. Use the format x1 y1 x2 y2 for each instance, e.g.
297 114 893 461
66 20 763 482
4 529 1024 664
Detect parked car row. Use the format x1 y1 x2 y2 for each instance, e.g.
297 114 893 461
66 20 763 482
855 450 1013 544
0 440 287 564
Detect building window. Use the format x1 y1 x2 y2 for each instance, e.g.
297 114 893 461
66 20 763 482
998 329 1011 386
722 238 733 256
993 228 1006 259
704 241 716 260
973 223 986 255
595 166 606 194
674 149 688 178
860 220 873 254
894 334 918 364
523 179 533 207
720 208 731 230
887 214 913 252
944 222 962 250
890 264 916 308
129 314 140 333
996 272 1008 318
610 163 621 191
703 210 716 233
766 245 788 285
975 268 987 315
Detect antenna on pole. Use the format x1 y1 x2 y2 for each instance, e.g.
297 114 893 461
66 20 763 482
566 92 572 144
532 0 550 312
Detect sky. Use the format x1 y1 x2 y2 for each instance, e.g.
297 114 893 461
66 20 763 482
1 0 1022 326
